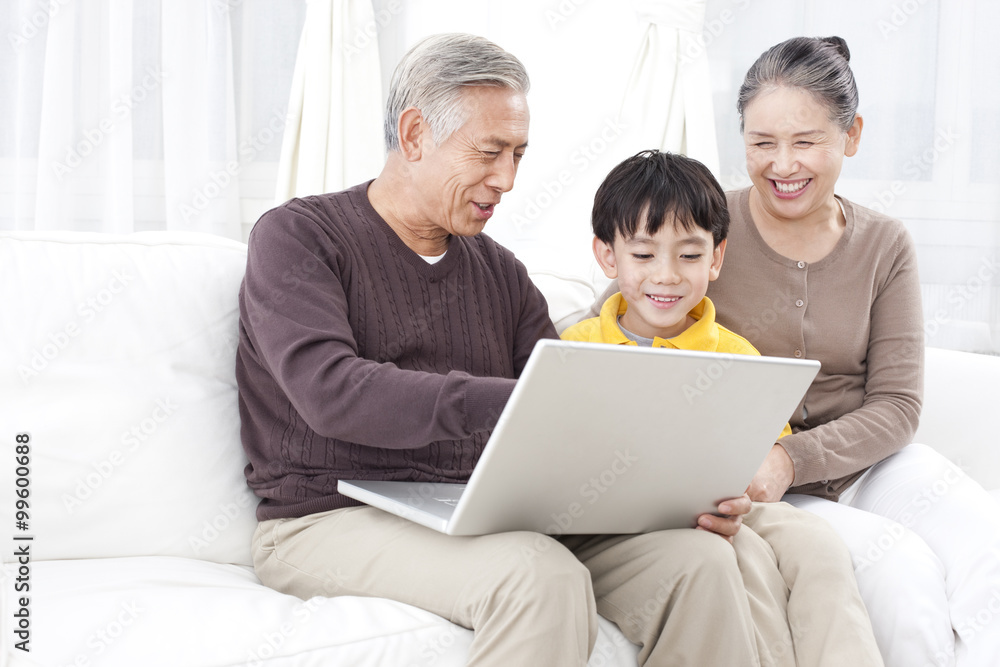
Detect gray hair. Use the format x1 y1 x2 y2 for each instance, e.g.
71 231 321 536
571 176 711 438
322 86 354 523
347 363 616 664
383 33 530 152
737 36 858 133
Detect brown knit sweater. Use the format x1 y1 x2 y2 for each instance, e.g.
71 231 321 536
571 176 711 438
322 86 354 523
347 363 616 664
236 181 557 520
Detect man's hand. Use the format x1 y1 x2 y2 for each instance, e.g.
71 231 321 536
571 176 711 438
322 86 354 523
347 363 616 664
696 493 751 543
746 444 795 502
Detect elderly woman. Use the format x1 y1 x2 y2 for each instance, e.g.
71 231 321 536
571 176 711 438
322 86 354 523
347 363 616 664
709 36 1000 667
593 35 1000 667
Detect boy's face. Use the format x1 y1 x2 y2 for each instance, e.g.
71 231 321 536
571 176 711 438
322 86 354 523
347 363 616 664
594 214 725 340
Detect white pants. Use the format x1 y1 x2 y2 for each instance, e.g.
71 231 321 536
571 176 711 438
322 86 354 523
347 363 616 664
785 443 1000 667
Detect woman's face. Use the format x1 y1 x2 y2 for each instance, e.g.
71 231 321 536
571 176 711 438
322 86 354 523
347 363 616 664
742 85 862 223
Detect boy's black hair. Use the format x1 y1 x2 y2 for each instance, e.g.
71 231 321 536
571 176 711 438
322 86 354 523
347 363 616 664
592 150 729 247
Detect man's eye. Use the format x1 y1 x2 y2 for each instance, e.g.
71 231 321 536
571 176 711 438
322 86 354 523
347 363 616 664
796 141 814 147
754 142 774 149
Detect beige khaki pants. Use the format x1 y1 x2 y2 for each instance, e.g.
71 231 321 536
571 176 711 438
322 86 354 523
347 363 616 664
252 503 878 666
742 502 884 667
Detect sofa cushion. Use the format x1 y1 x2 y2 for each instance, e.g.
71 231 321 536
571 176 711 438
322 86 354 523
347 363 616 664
0 231 258 566
5 556 473 666
1 556 639 666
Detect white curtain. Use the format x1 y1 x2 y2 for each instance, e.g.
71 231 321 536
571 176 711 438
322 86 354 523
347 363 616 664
2 0 307 241
274 0 385 203
620 0 719 175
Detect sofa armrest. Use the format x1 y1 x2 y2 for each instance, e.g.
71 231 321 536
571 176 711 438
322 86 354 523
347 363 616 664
914 347 1000 491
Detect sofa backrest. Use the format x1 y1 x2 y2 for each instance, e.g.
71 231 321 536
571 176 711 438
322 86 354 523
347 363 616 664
1 231 259 567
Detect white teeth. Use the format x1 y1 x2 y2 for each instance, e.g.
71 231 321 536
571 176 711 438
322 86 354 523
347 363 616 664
649 295 679 303
775 180 809 193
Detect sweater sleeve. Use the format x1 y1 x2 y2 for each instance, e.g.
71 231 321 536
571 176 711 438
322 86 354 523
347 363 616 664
783 225 924 487
241 206 516 449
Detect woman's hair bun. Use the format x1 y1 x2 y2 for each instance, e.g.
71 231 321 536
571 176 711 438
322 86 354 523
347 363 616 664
820 36 851 62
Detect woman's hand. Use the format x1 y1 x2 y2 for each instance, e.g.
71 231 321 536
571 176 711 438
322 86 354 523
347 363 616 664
746 444 795 502
696 493 751 543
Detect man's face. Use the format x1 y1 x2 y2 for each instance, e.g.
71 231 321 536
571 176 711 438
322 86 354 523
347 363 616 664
414 86 529 237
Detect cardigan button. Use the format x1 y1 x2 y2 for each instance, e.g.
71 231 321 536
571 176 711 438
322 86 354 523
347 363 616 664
794 349 803 358
795 299 804 307
797 261 806 269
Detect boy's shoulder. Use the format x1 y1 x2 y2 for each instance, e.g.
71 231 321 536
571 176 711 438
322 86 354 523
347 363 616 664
560 315 604 343
714 322 762 357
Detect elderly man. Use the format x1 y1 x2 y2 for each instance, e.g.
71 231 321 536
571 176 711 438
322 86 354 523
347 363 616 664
237 33 778 666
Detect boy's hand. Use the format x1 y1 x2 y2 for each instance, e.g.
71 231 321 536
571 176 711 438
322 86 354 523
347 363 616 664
696 493 751 543
746 444 795 502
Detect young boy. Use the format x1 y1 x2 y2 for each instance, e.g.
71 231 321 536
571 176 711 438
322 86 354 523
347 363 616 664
562 150 883 667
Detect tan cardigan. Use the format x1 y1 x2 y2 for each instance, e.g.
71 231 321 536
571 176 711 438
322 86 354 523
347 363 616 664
589 188 924 500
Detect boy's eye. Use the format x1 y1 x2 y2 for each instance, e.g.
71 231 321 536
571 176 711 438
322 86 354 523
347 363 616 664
631 253 653 260
681 254 703 261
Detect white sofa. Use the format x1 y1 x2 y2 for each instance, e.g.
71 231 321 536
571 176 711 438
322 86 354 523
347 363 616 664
1 230 998 667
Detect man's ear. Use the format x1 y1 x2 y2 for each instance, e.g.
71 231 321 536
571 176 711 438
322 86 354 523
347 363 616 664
709 238 727 281
845 114 863 158
593 236 619 279
397 107 427 161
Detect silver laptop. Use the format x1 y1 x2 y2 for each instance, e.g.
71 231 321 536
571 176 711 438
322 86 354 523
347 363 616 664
338 339 819 536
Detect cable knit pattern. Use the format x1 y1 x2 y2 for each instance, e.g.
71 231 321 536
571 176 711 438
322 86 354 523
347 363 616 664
236 181 557 520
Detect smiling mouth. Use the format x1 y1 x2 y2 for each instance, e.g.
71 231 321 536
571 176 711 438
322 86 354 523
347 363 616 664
772 179 811 194
647 294 680 304
474 202 496 211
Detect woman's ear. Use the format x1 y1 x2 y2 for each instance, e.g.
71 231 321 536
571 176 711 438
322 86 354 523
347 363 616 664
593 236 619 279
709 238 727 281
845 114 863 157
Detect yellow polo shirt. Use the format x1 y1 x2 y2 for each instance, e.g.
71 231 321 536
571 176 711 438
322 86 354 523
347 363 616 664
561 292 792 438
